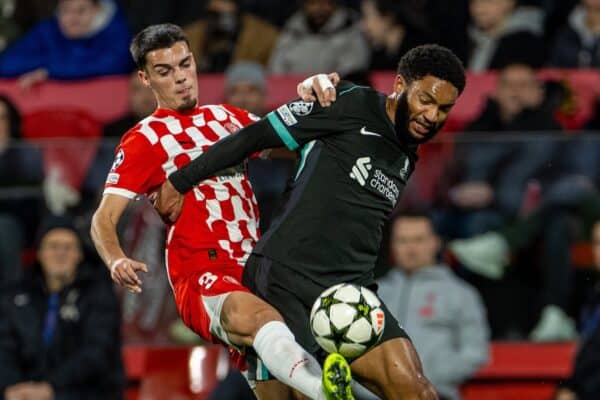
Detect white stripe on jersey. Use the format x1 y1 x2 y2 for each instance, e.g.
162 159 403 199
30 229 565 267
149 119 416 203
205 105 228 121
160 135 186 175
208 120 230 140
185 126 214 149
103 187 138 199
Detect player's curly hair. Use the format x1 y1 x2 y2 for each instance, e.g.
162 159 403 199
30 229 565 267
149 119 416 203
130 23 190 70
397 44 466 94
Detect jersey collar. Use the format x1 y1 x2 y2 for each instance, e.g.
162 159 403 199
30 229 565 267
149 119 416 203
153 105 202 118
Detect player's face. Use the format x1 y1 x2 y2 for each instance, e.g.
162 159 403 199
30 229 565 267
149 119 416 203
396 75 458 142
57 0 99 39
38 229 82 283
140 41 198 112
390 218 440 272
593 222 600 269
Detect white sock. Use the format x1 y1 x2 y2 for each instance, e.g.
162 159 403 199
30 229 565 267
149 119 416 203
253 320 325 400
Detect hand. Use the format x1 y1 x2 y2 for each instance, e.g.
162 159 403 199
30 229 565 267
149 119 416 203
110 257 148 293
297 72 340 107
152 179 184 224
555 388 577 400
449 181 494 209
18 68 48 92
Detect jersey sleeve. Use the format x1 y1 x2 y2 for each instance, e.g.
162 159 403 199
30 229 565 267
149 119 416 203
265 99 346 151
103 132 165 199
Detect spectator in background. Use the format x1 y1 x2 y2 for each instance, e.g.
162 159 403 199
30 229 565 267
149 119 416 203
224 61 267 117
467 0 545 71
11 0 57 33
550 0 600 68
555 219 600 400
0 0 20 52
360 0 431 71
0 0 58 51
239 0 299 27
378 212 490 400
223 62 294 230
0 0 133 87
184 0 279 72
0 216 125 399
0 95 44 286
81 70 156 209
269 0 369 77
119 0 204 34
104 70 156 137
442 64 561 238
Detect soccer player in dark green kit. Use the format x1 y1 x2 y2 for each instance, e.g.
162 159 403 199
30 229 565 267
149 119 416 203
155 45 465 400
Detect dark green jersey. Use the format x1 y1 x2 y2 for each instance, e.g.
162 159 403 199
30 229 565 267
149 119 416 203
254 81 417 286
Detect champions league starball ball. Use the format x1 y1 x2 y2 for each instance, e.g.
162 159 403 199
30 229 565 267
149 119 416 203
310 283 385 359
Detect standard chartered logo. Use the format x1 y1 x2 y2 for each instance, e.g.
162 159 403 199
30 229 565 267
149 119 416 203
350 156 400 204
349 157 372 186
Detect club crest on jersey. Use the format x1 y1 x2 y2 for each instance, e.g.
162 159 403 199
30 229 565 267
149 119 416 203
224 122 240 134
111 149 124 171
289 101 314 116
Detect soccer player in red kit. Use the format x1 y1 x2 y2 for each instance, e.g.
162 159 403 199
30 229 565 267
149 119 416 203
90 24 353 400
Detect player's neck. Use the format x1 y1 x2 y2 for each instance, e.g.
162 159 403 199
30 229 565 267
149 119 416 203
155 104 199 117
385 93 400 125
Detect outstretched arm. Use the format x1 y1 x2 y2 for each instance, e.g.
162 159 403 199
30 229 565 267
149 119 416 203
91 194 148 293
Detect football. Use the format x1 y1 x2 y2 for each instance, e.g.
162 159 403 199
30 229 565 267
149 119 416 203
310 283 385 359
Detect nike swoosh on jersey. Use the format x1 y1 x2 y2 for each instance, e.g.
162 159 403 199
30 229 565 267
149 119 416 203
360 126 382 137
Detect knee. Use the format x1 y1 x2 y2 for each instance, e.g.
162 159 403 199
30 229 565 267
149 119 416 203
221 294 283 340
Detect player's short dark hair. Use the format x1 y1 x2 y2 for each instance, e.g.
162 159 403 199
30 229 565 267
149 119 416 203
130 24 190 70
397 44 466 94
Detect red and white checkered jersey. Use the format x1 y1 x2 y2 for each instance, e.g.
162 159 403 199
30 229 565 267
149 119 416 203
104 104 261 285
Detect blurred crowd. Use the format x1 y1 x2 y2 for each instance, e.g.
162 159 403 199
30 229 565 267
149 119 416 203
0 0 600 399
3 0 600 82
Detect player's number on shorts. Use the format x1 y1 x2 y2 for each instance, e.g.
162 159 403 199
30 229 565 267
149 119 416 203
199 272 218 289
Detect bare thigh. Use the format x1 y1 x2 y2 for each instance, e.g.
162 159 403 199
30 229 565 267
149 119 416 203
350 338 438 400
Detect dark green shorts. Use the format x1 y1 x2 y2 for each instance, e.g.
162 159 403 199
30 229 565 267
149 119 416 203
242 254 409 381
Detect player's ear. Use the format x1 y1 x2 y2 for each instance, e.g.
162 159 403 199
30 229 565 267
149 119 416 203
393 74 407 95
138 69 151 89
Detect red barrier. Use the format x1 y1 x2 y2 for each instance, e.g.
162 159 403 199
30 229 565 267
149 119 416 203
1 69 598 128
122 342 576 400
